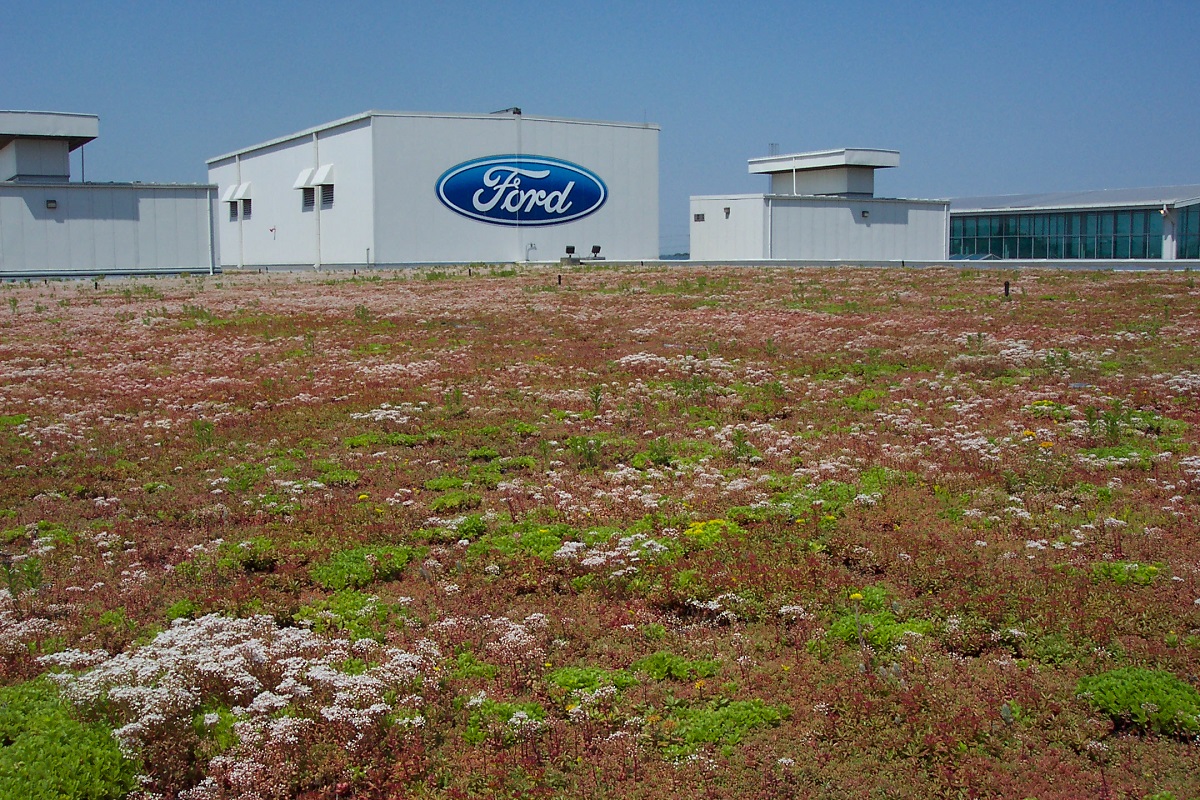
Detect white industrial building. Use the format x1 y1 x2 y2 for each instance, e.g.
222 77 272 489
206 109 659 269
0 111 216 277
690 148 949 262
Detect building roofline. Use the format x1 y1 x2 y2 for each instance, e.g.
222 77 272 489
0 181 216 190
951 185 1200 213
748 148 900 175
692 192 947 206
0 110 99 151
206 110 661 165
953 199 1172 213
764 193 946 205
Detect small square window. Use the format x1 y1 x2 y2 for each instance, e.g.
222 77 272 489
228 202 238 222
301 187 315 211
320 184 334 209
693 213 705 222
241 199 252 220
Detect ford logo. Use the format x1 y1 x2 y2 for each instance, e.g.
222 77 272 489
436 155 607 226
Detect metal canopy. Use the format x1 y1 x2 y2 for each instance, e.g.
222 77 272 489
0 110 99 151
748 148 900 175
952 185 1200 213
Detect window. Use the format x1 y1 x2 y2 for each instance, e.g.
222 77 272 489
1178 206 1200 259
724 207 731 219
693 213 705 222
952 207 1174 260
302 187 315 211
241 199 252 221
228 202 238 222
320 184 334 210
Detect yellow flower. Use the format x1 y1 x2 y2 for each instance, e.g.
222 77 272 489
1039 441 1053 448
1023 430 1035 437
694 679 706 689
849 592 864 601
357 493 369 500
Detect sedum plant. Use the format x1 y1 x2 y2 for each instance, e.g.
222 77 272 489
1077 667 1200 736
0 678 138 800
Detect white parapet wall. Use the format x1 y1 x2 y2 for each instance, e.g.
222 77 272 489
690 194 949 261
0 183 216 276
691 147 949 262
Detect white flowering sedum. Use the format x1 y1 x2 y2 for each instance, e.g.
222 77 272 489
41 613 437 799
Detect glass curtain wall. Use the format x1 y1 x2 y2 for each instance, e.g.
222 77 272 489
1177 206 1200 260
951 209 1165 259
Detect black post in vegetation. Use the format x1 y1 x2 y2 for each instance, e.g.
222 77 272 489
1004 280 1010 297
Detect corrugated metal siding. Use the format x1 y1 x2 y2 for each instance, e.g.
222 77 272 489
214 113 659 266
0 184 214 274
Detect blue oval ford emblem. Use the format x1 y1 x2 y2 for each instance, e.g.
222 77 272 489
436 155 607 226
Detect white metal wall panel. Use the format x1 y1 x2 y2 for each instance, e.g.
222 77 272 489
690 194 948 261
0 139 70 181
0 184 213 275
66 189 94 269
136 191 159 271
369 114 658 264
211 119 374 268
518 118 658 263
371 115 523 263
689 196 765 260
311 121 374 266
207 159 241 266
0 195 27 266
207 113 659 267
113 190 140 270
767 198 947 261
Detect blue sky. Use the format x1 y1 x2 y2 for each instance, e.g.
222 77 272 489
9 1 1199 253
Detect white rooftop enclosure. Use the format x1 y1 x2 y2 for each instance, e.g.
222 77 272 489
749 148 900 198
691 148 949 262
0 110 98 183
207 110 659 268
0 111 216 277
